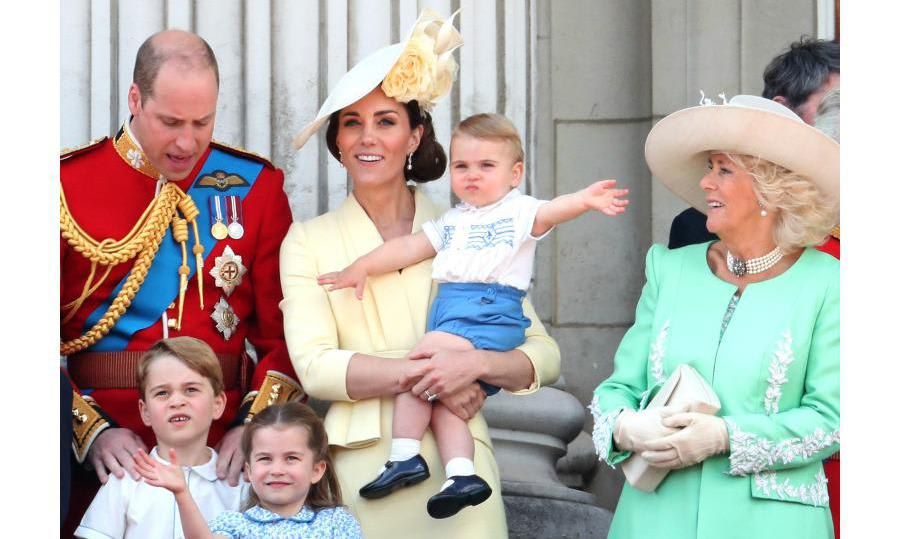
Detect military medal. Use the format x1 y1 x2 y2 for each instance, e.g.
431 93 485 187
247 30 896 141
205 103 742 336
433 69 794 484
209 246 247 296
211 297 240 340
227 195 245 239
210 196 229 240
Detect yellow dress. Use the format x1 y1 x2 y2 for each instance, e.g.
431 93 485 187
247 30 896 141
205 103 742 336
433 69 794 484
280 188 561 538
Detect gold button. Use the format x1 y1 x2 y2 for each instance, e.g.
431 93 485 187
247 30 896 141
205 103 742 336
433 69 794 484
167 318 178 328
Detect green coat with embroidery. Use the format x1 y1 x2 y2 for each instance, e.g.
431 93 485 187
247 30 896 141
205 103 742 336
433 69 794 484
591 243 839 539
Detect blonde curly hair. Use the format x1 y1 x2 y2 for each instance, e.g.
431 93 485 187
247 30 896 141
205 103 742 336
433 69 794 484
724 152 837 253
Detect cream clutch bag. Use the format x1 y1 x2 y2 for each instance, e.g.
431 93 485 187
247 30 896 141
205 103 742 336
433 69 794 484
622 364 721 492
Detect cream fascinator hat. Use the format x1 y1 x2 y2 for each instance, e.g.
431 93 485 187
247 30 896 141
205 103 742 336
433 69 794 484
644 94 839 214
292 9 463 150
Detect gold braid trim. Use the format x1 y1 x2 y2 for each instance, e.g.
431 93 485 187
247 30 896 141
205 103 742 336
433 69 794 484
71 393 111 464
244 371 306 423
60 182 198 355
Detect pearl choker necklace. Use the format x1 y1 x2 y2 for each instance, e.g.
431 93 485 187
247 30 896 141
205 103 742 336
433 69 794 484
726 247 784 277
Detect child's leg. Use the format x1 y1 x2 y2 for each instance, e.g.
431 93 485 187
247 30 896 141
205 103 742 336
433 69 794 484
392 390 432 441
408 330 474 358
430 401 475 463
393 331 472 441
426 402 492 519
359 391 433 499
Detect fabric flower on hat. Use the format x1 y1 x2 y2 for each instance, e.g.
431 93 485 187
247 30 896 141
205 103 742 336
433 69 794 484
381 9 462 111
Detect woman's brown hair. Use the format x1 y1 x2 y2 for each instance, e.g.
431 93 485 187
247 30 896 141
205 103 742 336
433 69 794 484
240 401 343 511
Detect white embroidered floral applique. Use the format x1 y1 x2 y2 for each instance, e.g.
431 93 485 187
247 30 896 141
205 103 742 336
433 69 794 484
648 321 670 386
726 420 840 476
764 331 794 415
588 395 623 467
126 148 144 170
753 469 829 507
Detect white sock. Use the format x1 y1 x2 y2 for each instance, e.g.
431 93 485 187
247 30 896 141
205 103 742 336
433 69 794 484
441 457 476 491
388 438 421 462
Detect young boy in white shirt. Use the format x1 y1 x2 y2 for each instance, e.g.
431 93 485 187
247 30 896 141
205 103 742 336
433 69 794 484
75 337 247 538
318 112 629 519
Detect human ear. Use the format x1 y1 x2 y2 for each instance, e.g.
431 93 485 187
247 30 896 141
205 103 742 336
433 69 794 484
771 95 790 108
211 391 226 420
510 161 524 187
310 460 327 485
407 125 424 155
138 399 152 427
127 83 143 116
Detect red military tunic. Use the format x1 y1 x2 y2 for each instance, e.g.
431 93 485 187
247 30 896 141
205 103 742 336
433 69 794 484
61 125 303 459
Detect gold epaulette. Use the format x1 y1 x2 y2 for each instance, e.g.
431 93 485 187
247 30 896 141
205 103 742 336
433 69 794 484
210 140 276 169
61 137 108 161
244 371 306 423
831 225 840 240
71 393 111 464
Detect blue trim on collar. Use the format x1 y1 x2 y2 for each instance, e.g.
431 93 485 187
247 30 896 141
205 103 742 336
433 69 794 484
244 505 316 524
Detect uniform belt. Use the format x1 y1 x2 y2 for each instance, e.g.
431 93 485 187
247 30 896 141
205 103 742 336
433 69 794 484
67 351 248 391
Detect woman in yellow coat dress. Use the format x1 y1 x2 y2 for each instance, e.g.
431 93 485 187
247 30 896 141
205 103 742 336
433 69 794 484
280 11 561 538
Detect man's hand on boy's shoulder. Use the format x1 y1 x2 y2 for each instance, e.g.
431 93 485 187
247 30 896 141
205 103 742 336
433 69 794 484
88 428 148 483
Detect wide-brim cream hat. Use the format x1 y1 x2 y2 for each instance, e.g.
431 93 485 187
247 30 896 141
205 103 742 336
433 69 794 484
292 9 462 150
644 94 839 214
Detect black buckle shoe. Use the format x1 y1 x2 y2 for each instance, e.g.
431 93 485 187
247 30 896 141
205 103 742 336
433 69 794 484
358 455 430 499
426 475 492 519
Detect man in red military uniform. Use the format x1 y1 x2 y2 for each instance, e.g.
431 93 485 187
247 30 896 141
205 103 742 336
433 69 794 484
60 29 303 533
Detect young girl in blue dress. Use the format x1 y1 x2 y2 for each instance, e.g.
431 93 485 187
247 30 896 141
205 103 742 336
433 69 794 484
135 402 362 538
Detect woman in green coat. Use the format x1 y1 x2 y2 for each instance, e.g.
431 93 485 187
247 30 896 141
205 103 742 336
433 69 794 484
591 95 839 539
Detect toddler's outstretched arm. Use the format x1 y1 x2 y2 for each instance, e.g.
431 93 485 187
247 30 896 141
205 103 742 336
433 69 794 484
134 448 217 539
532 179 629 237
318 231 437 299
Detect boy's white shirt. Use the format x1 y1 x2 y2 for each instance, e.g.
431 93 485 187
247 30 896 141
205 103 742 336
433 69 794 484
75 447 249 539
421 188 552 291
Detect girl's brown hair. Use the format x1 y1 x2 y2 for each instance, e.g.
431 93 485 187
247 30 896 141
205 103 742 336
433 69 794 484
240 401 343 511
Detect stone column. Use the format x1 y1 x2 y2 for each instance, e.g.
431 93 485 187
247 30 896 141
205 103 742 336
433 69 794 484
485 378 612 539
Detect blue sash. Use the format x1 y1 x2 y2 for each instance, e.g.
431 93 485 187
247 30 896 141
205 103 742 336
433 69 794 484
83 149 263 351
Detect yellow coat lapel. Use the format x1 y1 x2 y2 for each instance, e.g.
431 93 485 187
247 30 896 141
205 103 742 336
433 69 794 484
333 188 442 354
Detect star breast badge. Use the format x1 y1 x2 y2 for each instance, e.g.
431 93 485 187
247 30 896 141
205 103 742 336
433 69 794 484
211 297 240 340
209 246 247 296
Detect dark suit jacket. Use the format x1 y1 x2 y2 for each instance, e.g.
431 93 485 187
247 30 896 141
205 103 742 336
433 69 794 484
668 207 717 249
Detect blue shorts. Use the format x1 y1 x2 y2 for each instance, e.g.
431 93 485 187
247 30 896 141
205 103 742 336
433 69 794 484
427 283 531 395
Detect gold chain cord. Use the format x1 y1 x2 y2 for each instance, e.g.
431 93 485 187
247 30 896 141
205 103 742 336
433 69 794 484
60 182 200 355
